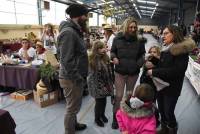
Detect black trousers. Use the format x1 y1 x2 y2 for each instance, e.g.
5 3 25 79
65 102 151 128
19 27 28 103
157 92 179 128
95 97 107 119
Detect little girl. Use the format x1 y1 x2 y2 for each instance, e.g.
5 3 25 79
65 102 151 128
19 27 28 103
141 45 170 91
87 41 113 127
140 46 161 87
116 83 156 134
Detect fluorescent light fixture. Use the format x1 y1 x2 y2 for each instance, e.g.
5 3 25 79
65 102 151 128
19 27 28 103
151 9 155 18
77 0 83 4
133 3 136 7
139 6 156 10
97 1 115 5
137 0 157 5
140 10 153 13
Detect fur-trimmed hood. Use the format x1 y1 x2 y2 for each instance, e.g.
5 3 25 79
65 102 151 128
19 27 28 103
170 38 196 56
120 99 155 118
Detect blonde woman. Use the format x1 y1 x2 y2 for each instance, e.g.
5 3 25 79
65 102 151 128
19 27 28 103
111 17 146 129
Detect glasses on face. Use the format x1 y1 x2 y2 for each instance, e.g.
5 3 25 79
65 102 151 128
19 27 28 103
163 32 170 36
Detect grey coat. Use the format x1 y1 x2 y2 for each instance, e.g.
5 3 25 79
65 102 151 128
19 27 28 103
57 19 88 84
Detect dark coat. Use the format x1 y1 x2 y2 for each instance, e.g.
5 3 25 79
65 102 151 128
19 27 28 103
111 32 146 75
152 38 196 96
57 19 88 83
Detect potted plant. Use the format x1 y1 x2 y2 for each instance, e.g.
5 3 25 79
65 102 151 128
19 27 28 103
38 63 57 91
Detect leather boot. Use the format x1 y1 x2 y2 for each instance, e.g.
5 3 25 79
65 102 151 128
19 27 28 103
168 127 177 134
157 123 168 134
95 118 104 127
100 98 108 123
95 99 104 127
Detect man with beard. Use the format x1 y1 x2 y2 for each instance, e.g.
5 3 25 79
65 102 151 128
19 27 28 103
57 4 90 134
110 17 146 129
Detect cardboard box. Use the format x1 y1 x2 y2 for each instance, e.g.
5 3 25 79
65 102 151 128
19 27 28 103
10 90 33 101
33 90 58 108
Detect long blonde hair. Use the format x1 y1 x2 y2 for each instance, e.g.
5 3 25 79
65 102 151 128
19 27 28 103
148 46 161 56
120 17 138 35
89 41 109 71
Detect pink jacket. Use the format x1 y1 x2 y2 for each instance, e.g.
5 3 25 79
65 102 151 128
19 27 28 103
116 101 156 134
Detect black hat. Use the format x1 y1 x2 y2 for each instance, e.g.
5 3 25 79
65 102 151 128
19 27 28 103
66 4 89 18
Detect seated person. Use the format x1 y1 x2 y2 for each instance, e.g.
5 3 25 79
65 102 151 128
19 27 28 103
35 40 45 60
18 37 36 62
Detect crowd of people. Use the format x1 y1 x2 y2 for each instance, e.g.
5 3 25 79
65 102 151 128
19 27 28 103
0 3 198 134
55 3 197 134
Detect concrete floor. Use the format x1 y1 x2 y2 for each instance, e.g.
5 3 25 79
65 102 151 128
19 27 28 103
1 34 200 134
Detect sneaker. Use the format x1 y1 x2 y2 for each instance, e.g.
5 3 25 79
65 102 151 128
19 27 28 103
101 115 108 123
95 119 104 127
75 123 87 131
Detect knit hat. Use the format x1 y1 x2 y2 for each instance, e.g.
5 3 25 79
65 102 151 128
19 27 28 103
66 4 89 18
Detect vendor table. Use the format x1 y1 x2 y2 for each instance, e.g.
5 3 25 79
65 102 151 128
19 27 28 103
0 65 39 90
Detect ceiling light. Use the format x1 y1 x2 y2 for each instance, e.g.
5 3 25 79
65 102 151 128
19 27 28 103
137 0 157 5
140 10 153 13
139 6 156 10
97 0 115 5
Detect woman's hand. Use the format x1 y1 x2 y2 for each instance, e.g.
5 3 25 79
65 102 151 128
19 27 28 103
113 58 119 65
147 69 153 76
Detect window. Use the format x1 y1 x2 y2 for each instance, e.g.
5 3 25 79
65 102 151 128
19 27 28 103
15 0 38 24
0 0 38 24
42 1 67 25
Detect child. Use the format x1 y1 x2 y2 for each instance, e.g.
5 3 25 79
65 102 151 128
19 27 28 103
140 46 169 92
116 83 156 134
87 41 114 127
140 46 160 86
